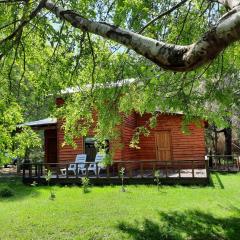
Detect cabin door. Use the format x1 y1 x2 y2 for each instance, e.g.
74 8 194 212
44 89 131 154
155 131 172 161
44 129 58 163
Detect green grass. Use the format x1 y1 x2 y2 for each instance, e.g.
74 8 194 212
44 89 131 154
0 173 240 240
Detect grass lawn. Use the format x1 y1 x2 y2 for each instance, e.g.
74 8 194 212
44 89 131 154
0 173 240 240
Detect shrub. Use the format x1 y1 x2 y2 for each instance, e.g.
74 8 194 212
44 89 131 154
0 187 14 198
102 154 112 166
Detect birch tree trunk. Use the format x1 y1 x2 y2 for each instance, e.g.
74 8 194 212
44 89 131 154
43 0 240 72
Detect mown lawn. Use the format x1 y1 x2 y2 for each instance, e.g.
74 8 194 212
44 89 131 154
0 173 239 240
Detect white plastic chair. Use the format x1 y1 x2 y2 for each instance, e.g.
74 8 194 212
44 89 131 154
82 153 105 175
60 154 87 175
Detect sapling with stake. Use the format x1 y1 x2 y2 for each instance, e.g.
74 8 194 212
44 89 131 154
154 170 161 191
119 167 126 192
45 170 56 200
81 177 90 193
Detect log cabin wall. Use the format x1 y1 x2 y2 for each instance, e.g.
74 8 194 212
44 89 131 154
57 118 122 163
117 113 138 170
135 113 206 166
55 96 205 165
121 113 137 160
56 97 91 163
56 113 205 164
56 97 77 163
57 120 84 163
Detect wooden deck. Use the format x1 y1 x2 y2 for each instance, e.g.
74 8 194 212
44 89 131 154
206 155 240 172
21 160 209 185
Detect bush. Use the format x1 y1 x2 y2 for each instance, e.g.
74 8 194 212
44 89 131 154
0 187 14 198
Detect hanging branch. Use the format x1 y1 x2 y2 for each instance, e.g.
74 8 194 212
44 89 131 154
87 32 96 95
138 0 189 34
0 0 47 45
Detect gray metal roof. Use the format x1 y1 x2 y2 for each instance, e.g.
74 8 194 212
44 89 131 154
18 118 57 127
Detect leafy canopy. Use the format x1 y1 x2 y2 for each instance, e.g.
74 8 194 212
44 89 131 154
0 0 239 162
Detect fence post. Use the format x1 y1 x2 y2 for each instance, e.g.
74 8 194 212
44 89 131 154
86 164 89 177
140 162 143 178
96 163 99 178
178 162 181 178
29 164 32 179
152 162 156 177
56 164 59 179
22 164 26 180
66 164 69 178
107 165 110 179
226 156 230 171
205 158 210 180
37 164 41 180
129 163 132 178
192 160 195 178
17 161 21 174
76 163 78 179
165 161 168 178
118 163 120 179
34 164 37 177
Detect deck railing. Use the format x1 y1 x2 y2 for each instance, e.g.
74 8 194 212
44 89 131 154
206 155 240 171
21 159 208 183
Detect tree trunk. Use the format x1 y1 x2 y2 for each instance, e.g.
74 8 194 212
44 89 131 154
224 126 232 156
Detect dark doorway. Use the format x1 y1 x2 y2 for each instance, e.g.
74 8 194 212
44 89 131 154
84 137 97 162
44 129 57 163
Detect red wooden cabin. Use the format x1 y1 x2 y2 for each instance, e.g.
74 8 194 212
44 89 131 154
26 101 206 169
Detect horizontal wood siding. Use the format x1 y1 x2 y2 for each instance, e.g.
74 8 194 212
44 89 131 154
56 105 96 164
136 114 206 163
54 108 205 168
121 113 137 161
57 120 84 163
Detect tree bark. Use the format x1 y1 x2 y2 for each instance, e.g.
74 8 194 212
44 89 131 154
213 0 240 9
224 119 233 157
224 127 232 155
43 0 240 72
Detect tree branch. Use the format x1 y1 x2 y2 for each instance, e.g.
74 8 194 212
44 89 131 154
0 20 20 31
209 0 240 9
0 0 27 3
43 0 240 72
138 0 189 34
0 0 47 46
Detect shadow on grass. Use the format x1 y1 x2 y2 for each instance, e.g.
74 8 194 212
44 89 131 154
210 173 225 189
0 177 40 201
117 209 240 240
